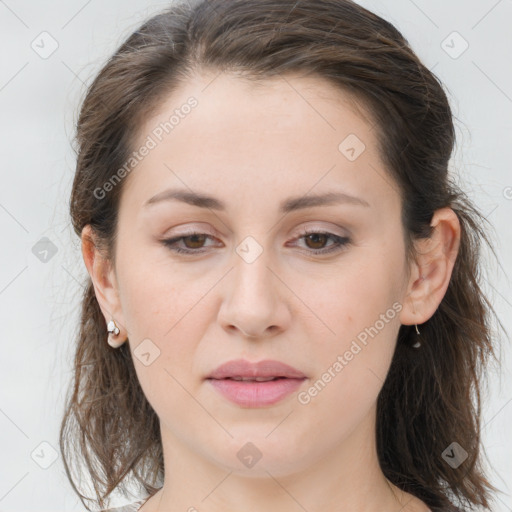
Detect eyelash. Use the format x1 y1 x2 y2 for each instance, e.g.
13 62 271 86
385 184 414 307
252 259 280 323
161 229 351 256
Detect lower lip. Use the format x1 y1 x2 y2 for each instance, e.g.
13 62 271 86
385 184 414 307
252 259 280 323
207 377 306 407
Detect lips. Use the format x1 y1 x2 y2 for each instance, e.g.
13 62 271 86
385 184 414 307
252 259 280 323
206 358 307 380
206 359 307 407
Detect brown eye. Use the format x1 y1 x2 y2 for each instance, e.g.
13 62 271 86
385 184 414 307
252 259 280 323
162 230 350 256
303 232 329 250
296 229 351 255
162 232 217 254
182 234 208 249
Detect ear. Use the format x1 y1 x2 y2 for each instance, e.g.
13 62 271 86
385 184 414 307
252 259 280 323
81 224 127 339
400 207 461 326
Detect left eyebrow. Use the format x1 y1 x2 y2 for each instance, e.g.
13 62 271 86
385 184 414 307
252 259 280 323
280 191 370 212
143 188 371 212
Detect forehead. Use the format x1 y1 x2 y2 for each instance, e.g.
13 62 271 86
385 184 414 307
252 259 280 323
121 71 397 216
145 70 375 142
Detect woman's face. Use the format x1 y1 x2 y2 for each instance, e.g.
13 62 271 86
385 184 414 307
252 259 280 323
110 72 414 477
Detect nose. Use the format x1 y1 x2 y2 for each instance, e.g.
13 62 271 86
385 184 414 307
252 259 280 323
217 251 291 340
239 327 258 338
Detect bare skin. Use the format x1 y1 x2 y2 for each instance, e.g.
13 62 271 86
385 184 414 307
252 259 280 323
82 71 460 512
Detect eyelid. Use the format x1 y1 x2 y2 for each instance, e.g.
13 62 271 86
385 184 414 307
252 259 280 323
295 223 349 237
165 222 348 242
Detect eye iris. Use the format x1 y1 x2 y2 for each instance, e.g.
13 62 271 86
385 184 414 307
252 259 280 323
305 233 328 250
184 234 207 249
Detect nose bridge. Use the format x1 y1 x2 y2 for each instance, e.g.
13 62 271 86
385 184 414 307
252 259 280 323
232 238 277 310
218 235 287 336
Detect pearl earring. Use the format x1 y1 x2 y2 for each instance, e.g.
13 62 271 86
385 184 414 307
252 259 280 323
107 318 126 348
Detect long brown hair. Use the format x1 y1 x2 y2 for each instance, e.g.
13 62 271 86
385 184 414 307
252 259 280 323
60 0 505 510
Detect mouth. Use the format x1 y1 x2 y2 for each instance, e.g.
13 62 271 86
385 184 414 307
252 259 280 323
209 376 293 382
205 358 307 407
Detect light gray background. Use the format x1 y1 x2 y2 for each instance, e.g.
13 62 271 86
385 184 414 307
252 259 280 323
0 1 510 511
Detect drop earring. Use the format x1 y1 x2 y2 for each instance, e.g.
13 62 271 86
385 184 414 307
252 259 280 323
107 318 126 348
412 302 421 348
411 275 425 347
412 326 421 348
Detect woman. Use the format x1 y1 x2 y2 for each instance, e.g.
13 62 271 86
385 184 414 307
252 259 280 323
59 1 504 511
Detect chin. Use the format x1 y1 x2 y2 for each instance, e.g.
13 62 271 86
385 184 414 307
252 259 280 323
202 432 319 478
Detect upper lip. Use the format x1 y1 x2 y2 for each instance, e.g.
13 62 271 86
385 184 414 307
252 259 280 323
207 358 306 380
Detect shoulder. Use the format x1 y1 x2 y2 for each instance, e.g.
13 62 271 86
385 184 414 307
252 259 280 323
100 499 146 512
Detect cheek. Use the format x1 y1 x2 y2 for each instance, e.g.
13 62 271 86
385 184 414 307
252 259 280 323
298 255 401 344
121 267 211 419
116 240 195 337
296 254 401 403
295 292 399 449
